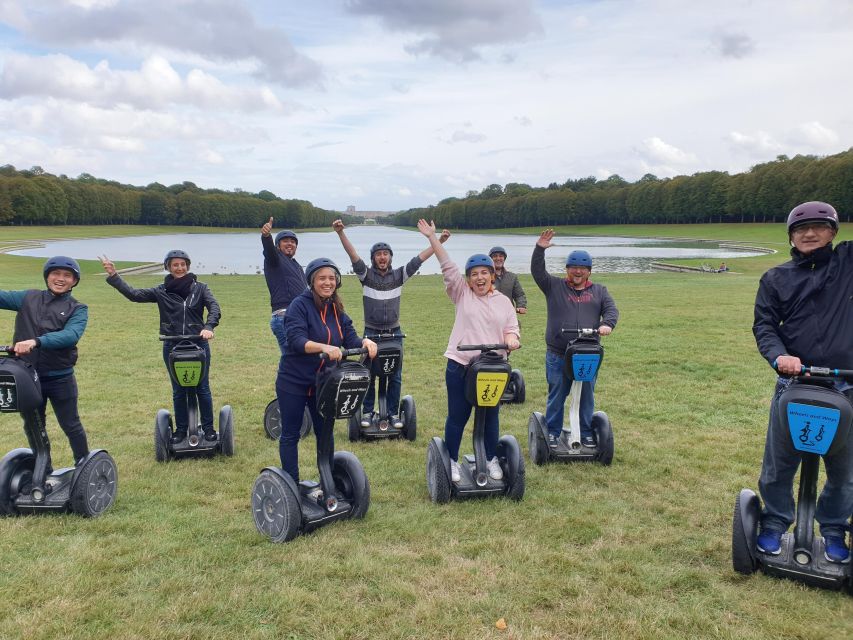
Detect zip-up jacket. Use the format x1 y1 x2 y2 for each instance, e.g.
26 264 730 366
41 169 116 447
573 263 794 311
262 234 307 311
753 241 853 370
494 269 527 309
1 289 87 377
106 273 220 336
531 245 619 356
278 289 361 393
352 255 423 331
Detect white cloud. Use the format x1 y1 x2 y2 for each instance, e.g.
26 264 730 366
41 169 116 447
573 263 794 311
450 130 486 144
728 130 783 155
789 121 839 149
637 137 698 166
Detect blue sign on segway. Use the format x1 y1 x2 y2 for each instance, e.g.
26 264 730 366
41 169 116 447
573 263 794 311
572 354 601 382
787 402 840 455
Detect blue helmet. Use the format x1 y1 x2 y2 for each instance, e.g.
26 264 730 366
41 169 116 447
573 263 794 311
305 257 341 288
566 250 592 269
464 254 494 275
488 246 507 258
43 256 81 285
274 230 298 247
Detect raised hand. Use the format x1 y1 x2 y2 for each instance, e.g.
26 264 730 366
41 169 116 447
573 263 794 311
261 217 274 236
417 219 436 237
537 229 555 249
98 255 117 277
439 229 451 243
332 219 345 233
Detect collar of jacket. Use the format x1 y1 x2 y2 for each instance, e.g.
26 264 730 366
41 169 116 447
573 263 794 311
790 243 833 267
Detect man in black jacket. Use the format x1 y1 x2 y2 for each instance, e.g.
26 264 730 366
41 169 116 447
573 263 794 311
752 201 853 563
261 217 307 355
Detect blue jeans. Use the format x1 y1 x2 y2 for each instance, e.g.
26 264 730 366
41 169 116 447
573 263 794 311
276 387 325 483
163 341 214 433
362 329 404 416
545 351 595 439
444 359 499 461
758 378 853 538
270 312 287 356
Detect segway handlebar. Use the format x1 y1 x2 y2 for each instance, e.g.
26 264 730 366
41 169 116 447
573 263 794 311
798 365 853 380
159 334 205 341
319 347 369 361
561 328 599 336
364 332 407 340
457 343 511 352
0 345 16 355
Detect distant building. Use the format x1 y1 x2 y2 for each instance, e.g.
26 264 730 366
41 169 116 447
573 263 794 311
346 205 356 214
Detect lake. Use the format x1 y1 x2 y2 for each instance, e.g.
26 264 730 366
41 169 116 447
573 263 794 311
9 226 767 274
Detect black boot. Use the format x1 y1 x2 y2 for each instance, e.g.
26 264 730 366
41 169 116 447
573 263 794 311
170 430 187 445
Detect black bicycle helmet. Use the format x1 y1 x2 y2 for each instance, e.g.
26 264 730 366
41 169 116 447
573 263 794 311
43 256 81 285
274 230 299 247
786 201 839 234
305 257 342 288
370 242 393 261
163 250 191 270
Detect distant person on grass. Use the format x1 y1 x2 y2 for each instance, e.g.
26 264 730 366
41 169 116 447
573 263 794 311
261 217 307 355
488 246 527 314
101 251 221 444
752 201 853 564
0 257 90 464
332 218 449 428
531 230 619 449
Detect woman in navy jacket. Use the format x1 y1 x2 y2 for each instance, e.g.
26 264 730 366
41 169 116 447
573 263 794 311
277 258 376 482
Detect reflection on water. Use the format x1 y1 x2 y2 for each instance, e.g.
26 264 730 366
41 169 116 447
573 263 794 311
10 226 766 275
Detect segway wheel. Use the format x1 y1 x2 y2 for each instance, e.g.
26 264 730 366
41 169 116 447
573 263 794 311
154 409 172 463
332 451 371 519
264 401 311 440
592 411 614 466
0 449 35 516
426 438 452 504
219 405 235 456
527 412 549 466
498 435 525 501
732 489 760 575
252 469 302 543
71 451 118 517
400 395 417 441
348 412 362 442
510 369 525 404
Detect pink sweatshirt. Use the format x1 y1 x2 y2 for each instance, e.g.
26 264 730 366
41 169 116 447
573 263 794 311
440 254 520 366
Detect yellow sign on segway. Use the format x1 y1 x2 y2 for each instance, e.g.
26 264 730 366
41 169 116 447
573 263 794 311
475 372 509 407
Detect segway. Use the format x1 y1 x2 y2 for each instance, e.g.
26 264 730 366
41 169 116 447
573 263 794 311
263 401 312 440
348 332 416 441
499 366 526 404
0 347 117 517
732 365 853 591
155 335 234 461
426 344 525 503
252 348 372 542
528 328 614 465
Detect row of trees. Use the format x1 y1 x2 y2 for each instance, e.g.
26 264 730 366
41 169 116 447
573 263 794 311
0 166 343 228
388 149 853 228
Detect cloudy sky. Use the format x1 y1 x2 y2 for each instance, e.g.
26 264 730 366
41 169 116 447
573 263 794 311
1 1 851 212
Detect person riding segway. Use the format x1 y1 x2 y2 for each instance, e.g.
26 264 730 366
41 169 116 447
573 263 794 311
488 246 527 405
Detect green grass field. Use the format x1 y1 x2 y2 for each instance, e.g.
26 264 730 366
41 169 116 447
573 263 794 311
1 224 851 639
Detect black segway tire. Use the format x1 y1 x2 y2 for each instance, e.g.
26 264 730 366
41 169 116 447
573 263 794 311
219 405 235 456
332 451 370 519
510 369 525 404
0 449 34 516
498 435 525 501
427 437 452 504
155 410 172 463
264 401 312 440
348 412 361 442
732 489 760 575
592 411 614 465
400 395 417 441
71 451 118 517
527 412 549 466
252 468 302 543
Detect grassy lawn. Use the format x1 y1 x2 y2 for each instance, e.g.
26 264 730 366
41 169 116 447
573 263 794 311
0 224 851 639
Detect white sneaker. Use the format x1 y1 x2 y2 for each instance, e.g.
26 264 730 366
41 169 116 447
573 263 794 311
391 414 403 429
450 459 461 483
487 456 504 480
360 413 372 428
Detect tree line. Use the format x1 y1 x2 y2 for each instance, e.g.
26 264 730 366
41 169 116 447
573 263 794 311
388 149 853 228
0 166 346 228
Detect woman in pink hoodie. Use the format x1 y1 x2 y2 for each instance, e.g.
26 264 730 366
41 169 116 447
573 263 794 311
417 219 521 483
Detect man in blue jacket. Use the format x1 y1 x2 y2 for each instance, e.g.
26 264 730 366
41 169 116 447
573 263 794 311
261 217 307 354
753 201 853 563
0 257 90 463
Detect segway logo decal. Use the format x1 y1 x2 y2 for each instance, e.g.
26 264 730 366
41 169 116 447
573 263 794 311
173 361 202 387
787 402 840 455
383 357 397 374
333 373 370 419
0 375 17 412
572 354 600 381
475 372 508 407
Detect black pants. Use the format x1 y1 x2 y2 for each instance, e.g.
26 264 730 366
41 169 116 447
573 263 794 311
38 374 89 462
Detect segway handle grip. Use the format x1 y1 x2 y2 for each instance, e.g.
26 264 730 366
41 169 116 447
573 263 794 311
364 332 407 340
159 334 204 341
0 345 15 355
800 365 853 380
319 347 369 361
457 344 508 352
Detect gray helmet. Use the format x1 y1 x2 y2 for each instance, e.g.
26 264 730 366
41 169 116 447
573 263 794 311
274 230 298 247
305 257 342 289
786 201 839 234
163 250 191 270
43 256 81 286
488 246 507 258
370 242 393 265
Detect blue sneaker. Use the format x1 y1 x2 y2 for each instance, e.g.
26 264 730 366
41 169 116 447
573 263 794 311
824 536 850 564
756 529 782 555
